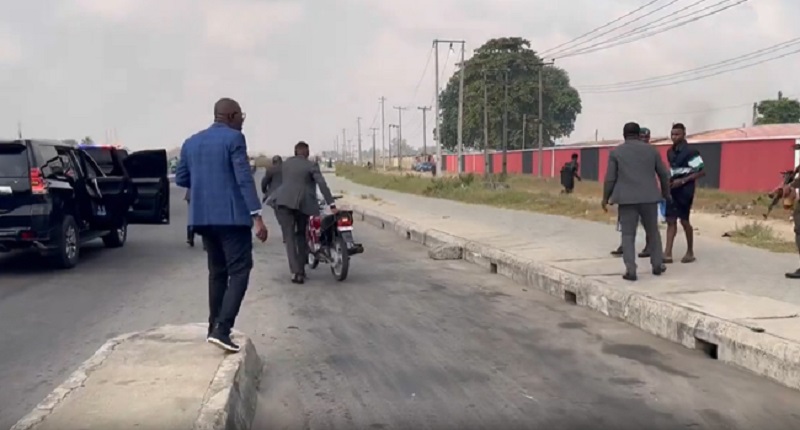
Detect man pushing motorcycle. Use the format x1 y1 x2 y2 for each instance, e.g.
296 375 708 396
272 141 337 284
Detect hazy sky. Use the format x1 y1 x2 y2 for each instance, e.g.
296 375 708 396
1 0 798 155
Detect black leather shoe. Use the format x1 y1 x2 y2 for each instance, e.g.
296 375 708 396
291 274 305 284
785 269 800 279
622 272 638 281
610 247 623 257
653 264 667 276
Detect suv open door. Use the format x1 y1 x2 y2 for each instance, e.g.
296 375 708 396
122 149 170 224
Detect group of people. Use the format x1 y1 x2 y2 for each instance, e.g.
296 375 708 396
175 97 336 353
602 122 704 281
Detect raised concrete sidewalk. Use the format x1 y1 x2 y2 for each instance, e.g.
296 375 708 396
329 174 800 391
11 324 261 430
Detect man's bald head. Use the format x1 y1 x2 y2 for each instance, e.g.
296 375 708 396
213 98 245 130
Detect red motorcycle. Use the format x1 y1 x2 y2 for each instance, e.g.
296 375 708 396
306 195 364 281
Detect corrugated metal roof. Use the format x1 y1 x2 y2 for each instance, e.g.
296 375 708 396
685 123 800 142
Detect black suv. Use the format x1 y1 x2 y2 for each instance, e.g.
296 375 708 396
0 140 170 268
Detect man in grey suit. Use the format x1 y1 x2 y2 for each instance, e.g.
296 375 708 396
602 122 671 281
273 141 337 284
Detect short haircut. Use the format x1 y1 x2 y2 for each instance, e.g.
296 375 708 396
672 122 686 131
623 122 641 137
294 141 309 155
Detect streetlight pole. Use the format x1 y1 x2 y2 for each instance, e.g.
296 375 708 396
418 106 430 156
433 39 466 174
393 106 406 170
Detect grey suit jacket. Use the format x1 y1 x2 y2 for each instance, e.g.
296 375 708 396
603 138 670 205
261 164 282 198
273 156 335 215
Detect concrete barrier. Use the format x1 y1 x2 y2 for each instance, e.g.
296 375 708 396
11 324 262 430
346 203 800 392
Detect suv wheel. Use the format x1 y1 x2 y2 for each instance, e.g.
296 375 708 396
103 219 128 248
53 215 80 269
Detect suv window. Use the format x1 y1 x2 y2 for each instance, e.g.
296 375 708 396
82 147 115 175
33 144 64 179
78 150 104 179
0 142 30 178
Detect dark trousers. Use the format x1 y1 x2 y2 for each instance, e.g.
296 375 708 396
794 204 800 252
275 206 309 275
618 203 663 274
197 226 253 335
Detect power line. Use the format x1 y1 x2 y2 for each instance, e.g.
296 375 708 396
582 45 800 93
407 46 435 107
578 37 800 90
558 0 748 59
540 0 663 58
552 0 709 58
546 0 682 58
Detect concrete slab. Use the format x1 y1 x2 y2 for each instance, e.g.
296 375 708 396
11 324 261 430
664 290 800 320
738 317 800 343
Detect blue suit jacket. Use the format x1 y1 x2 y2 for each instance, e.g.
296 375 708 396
175 123 261 227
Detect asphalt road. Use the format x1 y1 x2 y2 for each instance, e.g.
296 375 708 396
2 179 800 429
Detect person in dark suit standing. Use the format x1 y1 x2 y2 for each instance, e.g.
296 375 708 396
262 155 284 243
273 141 336 284
611 126 654 257
175 97 268 352
602 122 671 281
261 155 283 203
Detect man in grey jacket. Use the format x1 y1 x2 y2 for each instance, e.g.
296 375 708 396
602 122 671 281
273 141 337 284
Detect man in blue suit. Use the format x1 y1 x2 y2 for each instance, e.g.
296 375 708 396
176 97 268 353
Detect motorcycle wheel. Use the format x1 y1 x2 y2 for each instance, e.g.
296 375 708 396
308 251 320 269
330 235 350 282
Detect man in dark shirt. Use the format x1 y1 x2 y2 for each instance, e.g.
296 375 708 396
664 123 705 264
560 153 581 194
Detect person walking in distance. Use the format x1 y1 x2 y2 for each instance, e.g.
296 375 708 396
175 97 268 353
602 122 670 281
273 141 337 284
663 123 705 264
560 153 581 194
611 127 654 257
784 165 800 278
262 155 284 243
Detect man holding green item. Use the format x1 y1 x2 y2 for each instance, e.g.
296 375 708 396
611 127 660 258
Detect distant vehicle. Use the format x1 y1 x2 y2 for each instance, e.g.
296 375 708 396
413 162 434 172
0 139 170 268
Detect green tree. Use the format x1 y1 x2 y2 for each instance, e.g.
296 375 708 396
755 92 800 125
438 37 581 151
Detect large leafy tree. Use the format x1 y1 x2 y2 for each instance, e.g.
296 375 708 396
755 92 800 125
437 37 581 151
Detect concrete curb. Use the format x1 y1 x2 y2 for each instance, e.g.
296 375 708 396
10 324 262 430
349 203 800 391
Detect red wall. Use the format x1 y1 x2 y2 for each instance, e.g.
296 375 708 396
719 138 795 192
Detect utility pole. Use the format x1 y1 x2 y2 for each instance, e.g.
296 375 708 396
341 129 347 163
501 70 509 175
537 60 555 177
433 39 467 174
388 125 396 160
17 121 22 139
752 102 758 126
418 106 430 156
334 136 339 161
522 114 527 151
379 96 387 169
357 117 363 165
370 127 378 167
393 106 407 170
347 140 353 164
483 70 490 175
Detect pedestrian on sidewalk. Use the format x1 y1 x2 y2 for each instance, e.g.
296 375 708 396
602 122 670 281
560 153 581 194
611 127 655 257
785 165 800 278
663 123 705 264
175 97 268 353
273 141 337 284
